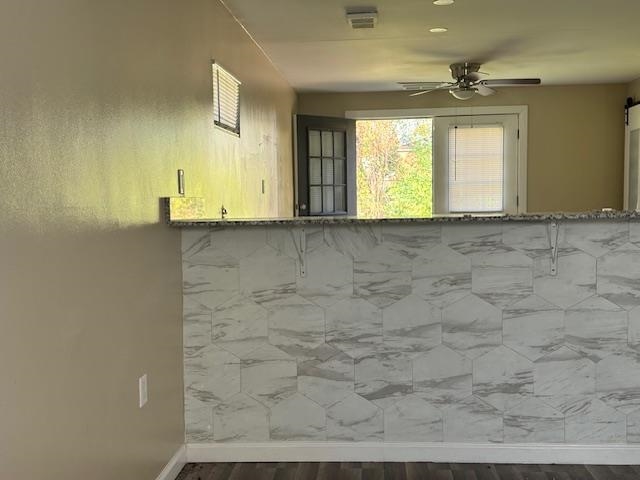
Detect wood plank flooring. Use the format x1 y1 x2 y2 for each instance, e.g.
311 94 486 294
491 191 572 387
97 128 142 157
176 462 640 480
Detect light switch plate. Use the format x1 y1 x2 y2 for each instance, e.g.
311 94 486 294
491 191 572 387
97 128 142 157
139 374 148 408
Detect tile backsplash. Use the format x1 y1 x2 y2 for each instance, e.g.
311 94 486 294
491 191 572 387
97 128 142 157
182 221 640 444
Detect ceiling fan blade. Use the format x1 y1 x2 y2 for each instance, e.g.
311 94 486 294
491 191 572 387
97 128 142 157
405 82 454 96
475 84 496 96
398 81 450 90
481 78 541 87
409 89 434 97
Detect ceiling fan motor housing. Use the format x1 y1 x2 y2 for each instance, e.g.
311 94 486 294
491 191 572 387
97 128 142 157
450 62 482 83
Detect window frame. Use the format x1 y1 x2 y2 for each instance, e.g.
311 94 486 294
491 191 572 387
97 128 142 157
345 105 528 215
212 61 241 136
432 114 520 215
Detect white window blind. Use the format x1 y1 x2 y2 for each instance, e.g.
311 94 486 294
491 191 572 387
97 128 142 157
212 62 241 135
448 125 504 212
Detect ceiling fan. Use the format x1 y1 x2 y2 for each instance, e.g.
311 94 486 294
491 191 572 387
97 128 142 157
399 62 541 100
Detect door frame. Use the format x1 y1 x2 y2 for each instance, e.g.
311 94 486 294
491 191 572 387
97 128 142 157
624 104 640 210
345 105 528 214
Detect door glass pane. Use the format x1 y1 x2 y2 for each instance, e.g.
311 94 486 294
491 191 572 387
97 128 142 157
309 130 321 157
309 157 321 185
448 125 504 212
322 131 333 157
335 186 346 211
630 129 639 210
310 187 322 214
322 158 334 185
334 131 346 158
323 186 334 212
334 158 345 184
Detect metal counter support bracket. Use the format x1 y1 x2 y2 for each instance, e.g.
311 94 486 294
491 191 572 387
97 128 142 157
296 228 307 277
548 221 559 276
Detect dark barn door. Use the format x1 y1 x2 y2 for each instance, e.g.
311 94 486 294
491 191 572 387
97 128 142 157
295 115 356 216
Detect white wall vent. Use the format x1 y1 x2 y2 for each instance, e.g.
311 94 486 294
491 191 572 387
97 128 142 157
346 10 378 29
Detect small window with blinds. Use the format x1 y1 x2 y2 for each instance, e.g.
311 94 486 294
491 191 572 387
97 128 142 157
448 125 504 212
212 62 241 135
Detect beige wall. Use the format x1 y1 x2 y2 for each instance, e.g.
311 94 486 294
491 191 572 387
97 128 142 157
629 78 640 101
298 85 627 212
0 1 294 479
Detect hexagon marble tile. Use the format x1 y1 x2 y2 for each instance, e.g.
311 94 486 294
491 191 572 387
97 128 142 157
443 396 503 443
563 397 626 444
269 394 326 441
413 345 472 405
441 224 506 259
473 346 534 411
502 223 552 259
240 344 297 408
183 262 239 311
412 244 471 309
212 295 268 357
442 294 502 359
597 243 640 310
502 295 563 361
355 350 413 408
212 393 269 442
239 245 296 306
325 297 383 359
533 248 596 309
354 243 412 308
596 349 640 414
183 223 640 445
384 395 443 442
296 244 353 308
534 346 596 398
564 221 629 258
382 295 441 356
382 224 441 259
504 398 564 443
267 294 325 359
326 394 384 441
564 296 628 361
628 408 640 443
184 345 240 404
298 345 354 408
324 225 382 259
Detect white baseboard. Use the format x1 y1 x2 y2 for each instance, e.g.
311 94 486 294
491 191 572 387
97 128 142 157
186 442 640 465
156 445 187 480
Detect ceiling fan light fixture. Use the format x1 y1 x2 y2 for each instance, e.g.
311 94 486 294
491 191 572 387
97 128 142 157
433 0 454 5
450 88 475 100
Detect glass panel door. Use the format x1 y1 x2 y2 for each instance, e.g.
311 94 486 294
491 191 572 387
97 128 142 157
308 129 347 214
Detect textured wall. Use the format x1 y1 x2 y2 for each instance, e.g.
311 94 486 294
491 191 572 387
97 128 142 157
183 221 640 445
0 0 294 478
629 78 640 103
298 85 627 213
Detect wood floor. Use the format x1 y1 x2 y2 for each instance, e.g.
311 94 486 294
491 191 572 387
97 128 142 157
175 462 640 480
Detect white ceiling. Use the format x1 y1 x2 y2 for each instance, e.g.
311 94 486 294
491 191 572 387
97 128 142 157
222 0 640 92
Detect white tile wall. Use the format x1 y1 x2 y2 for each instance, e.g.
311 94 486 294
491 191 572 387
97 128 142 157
183 221 640 445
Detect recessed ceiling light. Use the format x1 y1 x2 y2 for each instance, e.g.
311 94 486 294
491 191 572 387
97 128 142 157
433 0 454 5
429 27 448 33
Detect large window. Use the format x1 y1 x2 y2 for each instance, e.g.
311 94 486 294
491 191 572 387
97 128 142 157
353 108 525 218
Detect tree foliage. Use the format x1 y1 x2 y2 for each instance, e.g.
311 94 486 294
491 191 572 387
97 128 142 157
357 119 433 218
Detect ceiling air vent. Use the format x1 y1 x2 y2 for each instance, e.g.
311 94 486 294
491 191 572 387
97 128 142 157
346 9 378 29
